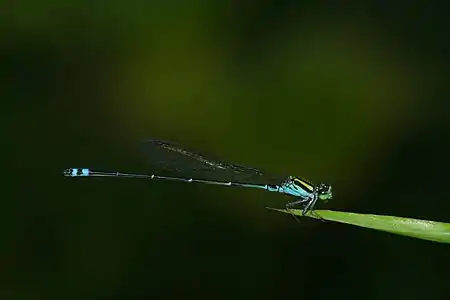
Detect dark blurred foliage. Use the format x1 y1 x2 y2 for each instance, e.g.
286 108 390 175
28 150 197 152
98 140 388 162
2 1 450 299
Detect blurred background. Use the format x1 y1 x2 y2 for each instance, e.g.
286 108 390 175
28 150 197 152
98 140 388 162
2 1 450 299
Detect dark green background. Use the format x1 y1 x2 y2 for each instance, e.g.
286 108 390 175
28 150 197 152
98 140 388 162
3 2 450 299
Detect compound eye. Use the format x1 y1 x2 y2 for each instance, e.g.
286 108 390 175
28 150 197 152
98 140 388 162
318 183 329 193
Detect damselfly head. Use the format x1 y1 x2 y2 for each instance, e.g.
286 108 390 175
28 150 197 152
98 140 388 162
317 183 332 202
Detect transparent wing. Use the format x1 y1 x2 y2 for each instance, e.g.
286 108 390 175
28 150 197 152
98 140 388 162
141 139 282 185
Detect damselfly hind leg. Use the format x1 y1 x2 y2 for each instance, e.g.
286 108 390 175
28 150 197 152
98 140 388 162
285 198 311 223
285 206 301 223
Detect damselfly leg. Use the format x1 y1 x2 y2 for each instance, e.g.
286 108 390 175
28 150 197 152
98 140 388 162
285 198 311 223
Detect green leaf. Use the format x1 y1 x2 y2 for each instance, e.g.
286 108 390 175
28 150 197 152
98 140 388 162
267 208 450 243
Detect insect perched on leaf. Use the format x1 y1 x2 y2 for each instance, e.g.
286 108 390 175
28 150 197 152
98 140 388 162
64 139 332 220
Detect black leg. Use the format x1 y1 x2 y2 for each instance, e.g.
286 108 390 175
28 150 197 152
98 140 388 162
285 198 311 223
299 196 325 221
286 207 301 223
301 196 315 216
285 198 310 209
304 197 326 222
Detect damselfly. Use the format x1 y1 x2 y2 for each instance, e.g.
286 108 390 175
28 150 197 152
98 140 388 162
64 139 332 218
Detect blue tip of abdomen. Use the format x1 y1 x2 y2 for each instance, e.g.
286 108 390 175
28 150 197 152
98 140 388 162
64 168 90 177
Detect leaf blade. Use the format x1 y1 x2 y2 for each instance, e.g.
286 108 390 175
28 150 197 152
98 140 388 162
267 208 450 243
